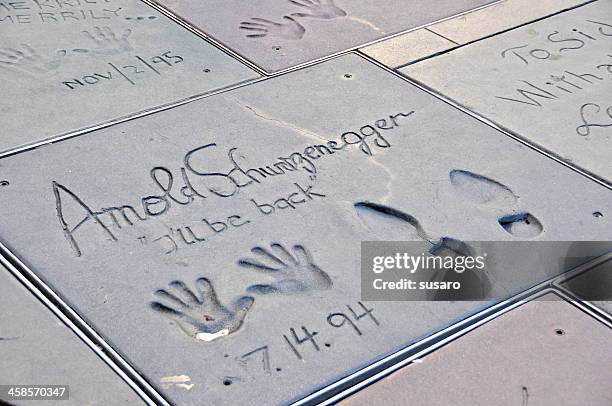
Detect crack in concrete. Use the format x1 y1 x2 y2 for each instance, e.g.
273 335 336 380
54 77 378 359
346 16 385 33
367 156 394 202
231 98 327 142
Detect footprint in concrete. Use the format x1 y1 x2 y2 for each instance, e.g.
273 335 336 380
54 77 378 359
240 243 332 295
354 201 431 242
449 169 518 209
150 278 254 342
355 201 491 299
498 212 543 238
355 201 478 254
450 170 543 238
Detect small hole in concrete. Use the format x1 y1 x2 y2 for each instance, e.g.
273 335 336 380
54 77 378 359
273 46 282 51
223 379 232 386
593 211 604 218
343 73 353 79
203 68 211 73
555 329 565 336
0 180 9 187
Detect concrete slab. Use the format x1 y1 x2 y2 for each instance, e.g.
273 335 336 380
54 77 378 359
0 266 142 405
342 292 612 406
0 0 258 156
360 28 456 68
0 54 609 405
400 0 612 184
361 0 591 68
562 257 612 315
153 0 496 73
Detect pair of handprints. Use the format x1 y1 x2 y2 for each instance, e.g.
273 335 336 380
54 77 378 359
239 0 346 40
0 26 132 77
150 243 332 342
